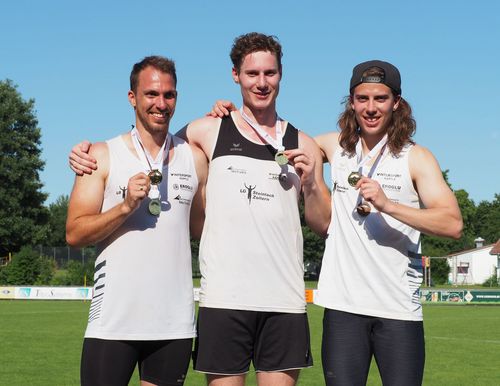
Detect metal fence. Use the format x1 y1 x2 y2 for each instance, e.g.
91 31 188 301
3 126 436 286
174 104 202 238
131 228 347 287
36 246 201 277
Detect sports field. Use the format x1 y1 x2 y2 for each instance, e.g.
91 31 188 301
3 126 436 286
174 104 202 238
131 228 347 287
1 301 499 385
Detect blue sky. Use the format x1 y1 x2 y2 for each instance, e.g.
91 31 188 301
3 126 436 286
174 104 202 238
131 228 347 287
1 0 499 205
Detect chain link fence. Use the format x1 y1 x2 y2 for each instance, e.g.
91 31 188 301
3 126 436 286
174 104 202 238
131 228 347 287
36 246 201 278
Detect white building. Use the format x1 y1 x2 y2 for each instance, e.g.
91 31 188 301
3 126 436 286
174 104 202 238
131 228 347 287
447 238 500 285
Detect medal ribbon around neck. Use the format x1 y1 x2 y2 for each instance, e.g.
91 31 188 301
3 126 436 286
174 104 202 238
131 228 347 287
352 134 388 216
354 133 388 176
239 107 289 167
131 127 171 174
130 127 171 215
239 107 285 151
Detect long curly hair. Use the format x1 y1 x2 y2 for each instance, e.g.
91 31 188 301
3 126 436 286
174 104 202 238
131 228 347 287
338 68 416 156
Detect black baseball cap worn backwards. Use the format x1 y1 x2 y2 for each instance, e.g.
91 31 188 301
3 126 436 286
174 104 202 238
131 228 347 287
349 60 401 95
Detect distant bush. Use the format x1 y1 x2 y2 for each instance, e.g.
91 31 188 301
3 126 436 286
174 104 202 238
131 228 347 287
482 273 499 287
0 246 55 285
51 259 95 286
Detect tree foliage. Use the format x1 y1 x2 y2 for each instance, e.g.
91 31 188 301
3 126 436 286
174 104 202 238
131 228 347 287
0 80 48 256
473 194 500 244
0 246 54 285
298 200 326 264
40 195 69 246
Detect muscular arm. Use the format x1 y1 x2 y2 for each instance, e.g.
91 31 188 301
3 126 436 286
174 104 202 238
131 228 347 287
287 132 331 237
189 145 208 240
65 141 150 247
361 145 463 239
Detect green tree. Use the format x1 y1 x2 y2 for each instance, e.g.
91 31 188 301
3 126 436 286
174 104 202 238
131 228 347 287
0 80 48 256
473 194 500 244
298 200 326 265
42 195 69 246
429 258 449 285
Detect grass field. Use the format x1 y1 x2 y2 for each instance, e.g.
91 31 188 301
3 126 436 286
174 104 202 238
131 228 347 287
1 301 499 385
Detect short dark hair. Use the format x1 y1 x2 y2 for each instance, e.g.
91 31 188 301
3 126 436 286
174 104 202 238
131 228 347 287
230 32 282 73
130 56 177 93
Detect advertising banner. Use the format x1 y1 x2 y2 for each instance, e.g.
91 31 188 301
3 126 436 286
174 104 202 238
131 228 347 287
0 286 16 299
421 289 500 303
14 287 92 300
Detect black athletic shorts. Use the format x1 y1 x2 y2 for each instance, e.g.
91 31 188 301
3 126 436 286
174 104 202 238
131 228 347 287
322 309 425 386
193 307 313 375
81 337 193 386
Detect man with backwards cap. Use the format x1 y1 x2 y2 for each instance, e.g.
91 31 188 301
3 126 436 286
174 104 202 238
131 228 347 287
311 60 463 385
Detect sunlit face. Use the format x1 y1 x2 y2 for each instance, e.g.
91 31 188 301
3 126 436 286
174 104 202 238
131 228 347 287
232 50 281 113
128 66 177 134
350 83 400 138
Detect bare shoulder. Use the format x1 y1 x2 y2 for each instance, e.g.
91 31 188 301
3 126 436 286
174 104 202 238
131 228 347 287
297 130 319 150
178 116 221 158
409 143 435 159
408 144 440 174
187 116 221 137
77 141 110 182
88 141 109 160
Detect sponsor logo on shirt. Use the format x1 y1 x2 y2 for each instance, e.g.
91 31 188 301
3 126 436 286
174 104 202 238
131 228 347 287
173 195 191 205
240 183 275 204
381 183 402 192
376 172 402 181
227 166 247 174
170 172 192 181
173 183 193 192
116 186 127 199
230 143 243 152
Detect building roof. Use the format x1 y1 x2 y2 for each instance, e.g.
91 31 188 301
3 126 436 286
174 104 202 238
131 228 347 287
447 242 495 257
490 239 500 255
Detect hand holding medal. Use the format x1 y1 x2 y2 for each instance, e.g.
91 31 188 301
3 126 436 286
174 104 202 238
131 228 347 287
349 134 388 217
130 127 171 216
348 172 371 216
123 172 151 212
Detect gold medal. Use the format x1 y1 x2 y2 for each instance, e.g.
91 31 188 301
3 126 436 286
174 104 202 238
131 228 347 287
356 203 371 216
148 169 163 185
348 171 362 187
275 151 289 166
148 198 161 216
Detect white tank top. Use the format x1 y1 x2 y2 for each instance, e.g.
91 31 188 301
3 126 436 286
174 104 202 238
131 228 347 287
199 115 306 313
85 134 198 340
315 143 424 321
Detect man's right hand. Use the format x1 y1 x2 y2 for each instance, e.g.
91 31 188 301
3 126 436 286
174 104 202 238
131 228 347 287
123 172 151 213
69 140 97 175
205 100 236 118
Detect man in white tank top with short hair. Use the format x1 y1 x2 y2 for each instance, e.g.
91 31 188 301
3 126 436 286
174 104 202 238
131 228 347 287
311 60 463 386
66 56 208 386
